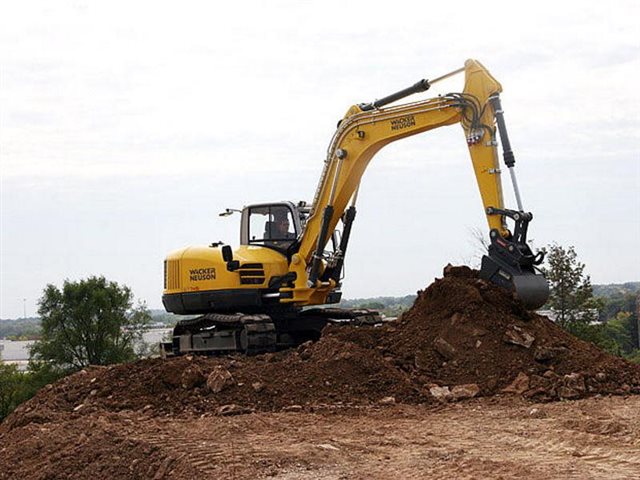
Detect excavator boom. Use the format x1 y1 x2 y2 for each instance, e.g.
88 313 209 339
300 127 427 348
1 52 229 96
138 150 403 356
285 59 548 309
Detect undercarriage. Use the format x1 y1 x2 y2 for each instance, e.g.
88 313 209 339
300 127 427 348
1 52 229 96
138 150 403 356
160 308 382 357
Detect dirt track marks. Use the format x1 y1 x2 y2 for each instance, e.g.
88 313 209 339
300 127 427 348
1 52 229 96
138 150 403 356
117 396 640 479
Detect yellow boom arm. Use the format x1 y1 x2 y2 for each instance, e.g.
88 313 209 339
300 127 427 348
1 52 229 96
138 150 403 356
300 59 507 264
282 59 547 309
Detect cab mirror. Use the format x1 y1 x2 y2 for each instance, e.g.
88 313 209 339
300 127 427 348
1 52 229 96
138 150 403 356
222 245 240 272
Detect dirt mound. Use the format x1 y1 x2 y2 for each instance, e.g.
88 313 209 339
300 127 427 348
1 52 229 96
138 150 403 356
380 265 639 400
3 336 417 431
3 266 639 432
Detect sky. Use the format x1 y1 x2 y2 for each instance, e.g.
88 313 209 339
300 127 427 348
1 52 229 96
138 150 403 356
1 0 639 318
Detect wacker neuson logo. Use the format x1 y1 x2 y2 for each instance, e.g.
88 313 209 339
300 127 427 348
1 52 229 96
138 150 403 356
189 268 216 282
390 115 416 131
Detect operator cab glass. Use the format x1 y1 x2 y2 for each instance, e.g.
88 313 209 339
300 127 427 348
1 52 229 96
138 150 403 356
247 205 297 251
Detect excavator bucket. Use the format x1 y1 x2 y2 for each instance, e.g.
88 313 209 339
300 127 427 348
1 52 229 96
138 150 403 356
480 254 549 310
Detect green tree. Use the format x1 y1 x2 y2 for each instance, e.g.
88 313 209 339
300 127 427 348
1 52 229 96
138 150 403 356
541 243 602 330
539 243 625 354
0 361 66 421
30 276 151 370
600 293 639 351
0 363 23 420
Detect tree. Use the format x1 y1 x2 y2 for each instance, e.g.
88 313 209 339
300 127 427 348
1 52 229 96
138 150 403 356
0 363 22 420
541 243 602 330
30 276 151 370
539 243 624 353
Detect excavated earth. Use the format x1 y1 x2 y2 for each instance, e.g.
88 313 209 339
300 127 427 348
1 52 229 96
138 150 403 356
1 266 639 479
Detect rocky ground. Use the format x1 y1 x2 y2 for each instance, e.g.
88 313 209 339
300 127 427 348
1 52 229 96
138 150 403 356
1 266 639 479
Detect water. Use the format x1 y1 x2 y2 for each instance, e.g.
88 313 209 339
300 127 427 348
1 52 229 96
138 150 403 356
0 328 172 363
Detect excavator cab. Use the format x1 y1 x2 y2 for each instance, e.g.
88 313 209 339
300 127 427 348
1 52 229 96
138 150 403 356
243 203 300 252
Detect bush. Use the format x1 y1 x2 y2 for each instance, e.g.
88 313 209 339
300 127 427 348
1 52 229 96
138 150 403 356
0 361 67 422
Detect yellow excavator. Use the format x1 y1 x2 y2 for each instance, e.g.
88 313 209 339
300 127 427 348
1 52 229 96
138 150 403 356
161 59 549 356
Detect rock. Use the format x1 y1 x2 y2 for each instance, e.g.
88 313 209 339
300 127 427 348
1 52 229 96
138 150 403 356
206 366 234 393
523 387 550 399
433 337 457 360
557 373 586 399
534 346 567 362
486 377 498 391
528 408 547 418
297 340 313 353
557 386 580 399
153 457 173 480
595 372 607 382
283 405 303 412
428 385 453 402
264 353 278 363
333 351 354 361
180 364 206 389
316 443 340 451
451 384 480 400
502 372 530 394
73 404 84 412
475 340 482 349
251 382 265 392
463 324 488 337
503 325 535 348
563 373 586 392
217 404 253 416
379 396 396 405
298 349 312 360
298 341 313 360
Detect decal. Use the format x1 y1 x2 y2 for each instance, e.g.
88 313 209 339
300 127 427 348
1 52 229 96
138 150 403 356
189 268 216 282
390 115 416 131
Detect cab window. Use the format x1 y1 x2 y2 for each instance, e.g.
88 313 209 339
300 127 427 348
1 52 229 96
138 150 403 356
248 206 297 248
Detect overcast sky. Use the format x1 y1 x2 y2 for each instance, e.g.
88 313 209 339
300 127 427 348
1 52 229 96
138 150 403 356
1 0 639 318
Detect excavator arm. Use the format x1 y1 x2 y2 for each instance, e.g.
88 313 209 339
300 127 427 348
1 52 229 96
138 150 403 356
284 59 548 309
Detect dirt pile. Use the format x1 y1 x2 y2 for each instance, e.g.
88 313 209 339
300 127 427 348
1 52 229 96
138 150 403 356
377 265 640 400
3 266 639 431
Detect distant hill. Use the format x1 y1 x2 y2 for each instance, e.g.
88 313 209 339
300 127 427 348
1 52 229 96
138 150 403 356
0 317 41 340
592 282 640 299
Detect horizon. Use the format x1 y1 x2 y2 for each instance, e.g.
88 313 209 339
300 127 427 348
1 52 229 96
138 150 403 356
2 278 639 323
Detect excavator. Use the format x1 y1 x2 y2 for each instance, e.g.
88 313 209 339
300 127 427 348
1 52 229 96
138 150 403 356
161 59 549 356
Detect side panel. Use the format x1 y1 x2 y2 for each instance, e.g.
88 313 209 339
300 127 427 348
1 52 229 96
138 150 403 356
162 245 290 313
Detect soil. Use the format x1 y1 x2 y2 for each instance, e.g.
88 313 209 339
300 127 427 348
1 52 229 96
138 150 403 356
1 266 639 479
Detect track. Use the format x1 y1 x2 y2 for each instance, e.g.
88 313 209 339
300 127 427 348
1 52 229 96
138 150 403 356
167 308 382 356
